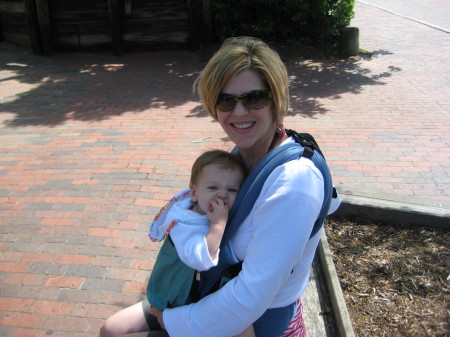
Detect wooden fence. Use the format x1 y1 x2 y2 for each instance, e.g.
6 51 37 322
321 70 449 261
0 0 213 54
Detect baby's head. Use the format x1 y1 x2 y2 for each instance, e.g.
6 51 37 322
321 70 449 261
190 150 247 214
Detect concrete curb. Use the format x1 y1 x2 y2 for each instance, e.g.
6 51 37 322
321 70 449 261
334 193 450 228
358 0 450 33
318 233 356 337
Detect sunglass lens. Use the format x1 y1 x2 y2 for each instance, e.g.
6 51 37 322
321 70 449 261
216 90 272 111
244 91 270 109
216 94 236 112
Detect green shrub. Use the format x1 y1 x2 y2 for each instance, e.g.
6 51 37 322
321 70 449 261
213 0 355 43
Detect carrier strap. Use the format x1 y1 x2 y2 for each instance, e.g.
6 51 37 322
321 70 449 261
197 132 333 298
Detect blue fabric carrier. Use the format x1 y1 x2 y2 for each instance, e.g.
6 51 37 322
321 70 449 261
197 132 334 299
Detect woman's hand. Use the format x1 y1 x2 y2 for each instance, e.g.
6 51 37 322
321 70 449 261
149 308 166 330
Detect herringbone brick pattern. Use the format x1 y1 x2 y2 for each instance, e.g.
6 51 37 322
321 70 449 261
0 2 449 336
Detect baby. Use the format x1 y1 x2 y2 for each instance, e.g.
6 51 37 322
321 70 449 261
147 150 254 337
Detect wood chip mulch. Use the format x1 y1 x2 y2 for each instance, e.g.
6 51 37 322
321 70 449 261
326 218 450 337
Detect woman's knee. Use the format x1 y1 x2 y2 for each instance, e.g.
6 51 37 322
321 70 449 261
100 314 127 337
99 318 115 337
99 302 148 337
99 309 130 337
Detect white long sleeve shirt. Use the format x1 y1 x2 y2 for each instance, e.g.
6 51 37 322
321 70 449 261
164 140 328 337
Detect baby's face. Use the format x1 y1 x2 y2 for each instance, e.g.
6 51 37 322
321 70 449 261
190 164 244 214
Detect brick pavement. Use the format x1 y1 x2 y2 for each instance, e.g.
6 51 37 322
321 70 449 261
0 2 449 336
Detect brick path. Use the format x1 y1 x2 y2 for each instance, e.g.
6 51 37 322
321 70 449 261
0 2 449 336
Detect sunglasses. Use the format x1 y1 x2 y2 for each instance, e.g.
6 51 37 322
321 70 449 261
216 89 272 112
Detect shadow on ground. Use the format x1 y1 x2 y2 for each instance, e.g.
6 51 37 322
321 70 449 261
0 42 399 126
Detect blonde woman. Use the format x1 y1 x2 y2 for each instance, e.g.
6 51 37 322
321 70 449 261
101 37 340 337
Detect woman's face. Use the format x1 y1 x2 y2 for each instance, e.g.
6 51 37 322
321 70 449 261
216 69 276 156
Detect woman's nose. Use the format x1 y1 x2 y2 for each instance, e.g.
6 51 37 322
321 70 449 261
232 101 248 116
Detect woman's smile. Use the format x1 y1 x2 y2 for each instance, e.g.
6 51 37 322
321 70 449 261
231 121 255 130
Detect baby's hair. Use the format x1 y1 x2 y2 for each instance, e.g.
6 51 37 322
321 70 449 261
190 150 247 186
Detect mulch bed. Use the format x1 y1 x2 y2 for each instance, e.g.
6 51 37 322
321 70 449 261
325 218 450 337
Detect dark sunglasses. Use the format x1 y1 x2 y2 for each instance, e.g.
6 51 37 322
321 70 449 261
216 89 272 112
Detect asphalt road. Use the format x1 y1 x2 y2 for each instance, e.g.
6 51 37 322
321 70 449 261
358 0 450 32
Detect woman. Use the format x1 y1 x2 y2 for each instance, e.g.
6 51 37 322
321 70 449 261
100 36 339 337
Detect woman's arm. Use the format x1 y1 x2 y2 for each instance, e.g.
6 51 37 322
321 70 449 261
164 159 325 337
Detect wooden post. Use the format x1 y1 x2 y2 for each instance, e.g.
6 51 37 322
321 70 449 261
187 0 214 49
35 0 54 55
24 0 42 54
108 0 124 55
201 0 213 46
187 0 201 50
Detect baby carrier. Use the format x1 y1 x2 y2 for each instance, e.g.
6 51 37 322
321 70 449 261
196 130 337 298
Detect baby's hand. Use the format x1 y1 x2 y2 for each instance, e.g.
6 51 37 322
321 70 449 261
205 199 229 260
207 199 229 225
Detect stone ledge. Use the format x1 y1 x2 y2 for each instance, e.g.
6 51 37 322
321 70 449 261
334 192 450 228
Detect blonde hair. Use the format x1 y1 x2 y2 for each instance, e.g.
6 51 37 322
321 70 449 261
195 37 289 124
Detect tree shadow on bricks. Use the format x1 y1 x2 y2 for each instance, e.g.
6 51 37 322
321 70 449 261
0 42 204 127
286 51 399 118
0 42 399 126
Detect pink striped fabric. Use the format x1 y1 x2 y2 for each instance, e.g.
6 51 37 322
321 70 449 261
280 298 306 337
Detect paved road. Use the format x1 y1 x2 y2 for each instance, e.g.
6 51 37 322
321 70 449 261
359 0 450 32
0 1 449 336
345 2 449 210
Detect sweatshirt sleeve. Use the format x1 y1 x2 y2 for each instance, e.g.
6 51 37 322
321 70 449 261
169 215 219 271
163 158 324 337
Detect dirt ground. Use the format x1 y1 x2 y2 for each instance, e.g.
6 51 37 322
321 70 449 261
325 217 450 337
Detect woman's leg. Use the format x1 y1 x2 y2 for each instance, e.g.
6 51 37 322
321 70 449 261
234 324 256 337
253 302 295 337
280 299 306 337
99 302 150 337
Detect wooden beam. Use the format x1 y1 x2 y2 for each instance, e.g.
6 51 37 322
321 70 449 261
187 0 200 50
24 0 42 54
108 0 124 55
187 0 214 49
35 0 54 55
0 1 25 13
201 0 213 45
0 8 3 41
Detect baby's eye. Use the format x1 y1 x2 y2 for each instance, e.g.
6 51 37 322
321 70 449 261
228 188 239 193
208 186 217 190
